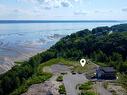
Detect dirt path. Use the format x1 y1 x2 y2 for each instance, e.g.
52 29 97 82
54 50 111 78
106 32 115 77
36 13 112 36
96 82 112 95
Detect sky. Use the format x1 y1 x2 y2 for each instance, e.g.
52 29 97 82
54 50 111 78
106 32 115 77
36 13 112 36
0 0 127 20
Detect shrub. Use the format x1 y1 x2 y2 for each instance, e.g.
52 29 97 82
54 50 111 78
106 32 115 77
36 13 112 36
56 76 63 82
79 81 93 90
81 91 96 95
58 85 66 94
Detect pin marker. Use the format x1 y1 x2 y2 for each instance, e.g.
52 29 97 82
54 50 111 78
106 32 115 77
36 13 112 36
80 59 86 67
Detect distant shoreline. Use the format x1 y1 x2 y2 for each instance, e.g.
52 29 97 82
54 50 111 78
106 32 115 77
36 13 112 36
0 20 125 24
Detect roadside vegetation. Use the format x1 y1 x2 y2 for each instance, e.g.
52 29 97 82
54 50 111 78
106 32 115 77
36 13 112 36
56 75 63 82
79 81 93 90
103 81 108 89
80 91 96 95
10 72 52 95
79 81 96 95
117 73 127 90
58 84 66 95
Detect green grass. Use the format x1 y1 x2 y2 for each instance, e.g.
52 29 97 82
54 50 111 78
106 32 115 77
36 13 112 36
80 91 97 95
15 61 27 65
38 58 97 74
117 73 127 90
72 61 97 73
79 81 93 90
37 58 76 73
95 62 108 67
58 84 66 94
79 81 97 95
56 75 63 82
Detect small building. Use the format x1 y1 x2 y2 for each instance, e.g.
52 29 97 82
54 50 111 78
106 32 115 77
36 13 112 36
96 67 116 79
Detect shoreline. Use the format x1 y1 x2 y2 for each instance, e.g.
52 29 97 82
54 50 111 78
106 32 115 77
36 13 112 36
0 48 47 74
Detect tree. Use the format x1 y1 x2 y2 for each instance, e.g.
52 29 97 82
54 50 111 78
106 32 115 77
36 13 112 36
96 51 108 62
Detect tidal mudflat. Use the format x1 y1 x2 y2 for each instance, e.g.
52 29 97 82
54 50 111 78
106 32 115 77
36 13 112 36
0 27 65 74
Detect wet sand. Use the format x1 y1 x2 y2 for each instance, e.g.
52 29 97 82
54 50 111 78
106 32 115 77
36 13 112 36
0 48 46 74
0 33 65 74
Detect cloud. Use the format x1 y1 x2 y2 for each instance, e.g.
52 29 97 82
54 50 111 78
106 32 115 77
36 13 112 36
74 0 79 1
122 8 127 12
94 10 113 14
61 1 72 7
44 6 51 10
0 0 86 19
18 0 78 9
0 3 41 19
74 11 87 15
37 0 45 3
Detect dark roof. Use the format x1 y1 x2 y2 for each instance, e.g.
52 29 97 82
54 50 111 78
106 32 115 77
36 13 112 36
100 67 116 73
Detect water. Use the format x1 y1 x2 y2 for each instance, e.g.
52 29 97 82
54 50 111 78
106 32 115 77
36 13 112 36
0 21 125 74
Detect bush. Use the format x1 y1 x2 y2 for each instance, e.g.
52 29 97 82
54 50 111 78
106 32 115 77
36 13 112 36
58 85 66 94
117 73 127 89
80 91 96 95
56 76 63 82
79 81 93 90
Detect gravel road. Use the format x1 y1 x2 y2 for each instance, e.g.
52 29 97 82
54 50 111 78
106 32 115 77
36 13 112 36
63 73 88 95
96 82 112 95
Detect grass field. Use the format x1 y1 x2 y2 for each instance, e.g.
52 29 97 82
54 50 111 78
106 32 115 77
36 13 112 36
38 58 97 73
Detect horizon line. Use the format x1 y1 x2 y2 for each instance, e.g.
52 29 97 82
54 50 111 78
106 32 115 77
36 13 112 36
0 20 126 24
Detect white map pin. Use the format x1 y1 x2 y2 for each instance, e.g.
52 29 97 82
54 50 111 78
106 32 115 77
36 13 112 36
80 59 86 67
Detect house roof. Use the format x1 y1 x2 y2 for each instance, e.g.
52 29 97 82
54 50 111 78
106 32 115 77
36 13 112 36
100 67 116 73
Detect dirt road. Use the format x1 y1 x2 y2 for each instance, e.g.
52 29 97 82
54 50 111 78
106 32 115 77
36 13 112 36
63 73 88 95
96 82 112 95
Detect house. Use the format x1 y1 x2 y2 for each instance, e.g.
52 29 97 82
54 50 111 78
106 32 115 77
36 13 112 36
96 67 116 79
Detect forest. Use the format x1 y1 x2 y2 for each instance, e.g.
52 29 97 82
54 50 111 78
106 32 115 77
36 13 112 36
51 24 127 72
0 23 127 95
